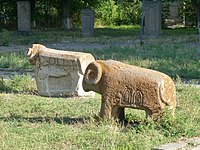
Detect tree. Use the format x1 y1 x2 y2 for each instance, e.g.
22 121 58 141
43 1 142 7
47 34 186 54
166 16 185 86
62 0 72 30
191 0 200 55
166 0 200 31
191 0 200 33
0 0 17 30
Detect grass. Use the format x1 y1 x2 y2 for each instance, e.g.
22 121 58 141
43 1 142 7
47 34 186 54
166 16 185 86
4 25 140 45
0 51 32 69
0 74 36 93
0 83 199 149
0 29 10 46
87 43 200 79
0 26 199 79
1 43 199 79
0 26 200 149
1 26 197 45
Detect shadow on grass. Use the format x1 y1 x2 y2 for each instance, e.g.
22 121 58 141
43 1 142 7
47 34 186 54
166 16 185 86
0 114 146 128
94 27 140 37
0 115 91 125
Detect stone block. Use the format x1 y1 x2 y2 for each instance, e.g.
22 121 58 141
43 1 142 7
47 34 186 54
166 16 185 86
81 9 95 37
26 44 95 97
154 137 200 150
17 1 31 32
144 0 161 37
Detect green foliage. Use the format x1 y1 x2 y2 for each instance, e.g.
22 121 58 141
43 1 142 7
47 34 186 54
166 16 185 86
0 77 5 91
0 29 10 46
0 52 32 69
0 74 36 94
191 0 200 4
95 0 118 26
161 1 170 27
0 0 17 30
0 84 199 149
162 0 197 27
179 0 197 27
0 0 198 28
95 0 141 26
34 0 61 28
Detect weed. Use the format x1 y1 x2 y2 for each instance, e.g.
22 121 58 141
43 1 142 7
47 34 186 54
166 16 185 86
0 51 32 69
0 74 36 94
0 29 10 46
0 77 6 91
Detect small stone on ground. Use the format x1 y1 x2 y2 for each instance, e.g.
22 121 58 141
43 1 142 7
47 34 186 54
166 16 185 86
154 137 200 150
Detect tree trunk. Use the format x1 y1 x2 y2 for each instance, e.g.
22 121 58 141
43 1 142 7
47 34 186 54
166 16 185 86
194 4 200 33
30 0 36 28
194 3 200 55
62 0 72 30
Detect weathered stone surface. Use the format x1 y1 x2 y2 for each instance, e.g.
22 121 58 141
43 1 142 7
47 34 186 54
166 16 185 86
83 60 176 121
17 1 31 32
26 44 95 97
81 9 95 37
154 137 200 150
144 0 162 37
165 1 182 26
154 141 187 150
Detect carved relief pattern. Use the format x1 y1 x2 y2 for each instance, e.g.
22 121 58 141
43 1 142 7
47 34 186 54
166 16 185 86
115 89 143 107
40 56 78 72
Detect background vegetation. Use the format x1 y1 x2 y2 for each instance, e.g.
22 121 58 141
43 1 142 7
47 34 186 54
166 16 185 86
0 0 197 29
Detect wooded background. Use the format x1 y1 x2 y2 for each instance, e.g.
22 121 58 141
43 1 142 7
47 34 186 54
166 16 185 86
0 0 199 30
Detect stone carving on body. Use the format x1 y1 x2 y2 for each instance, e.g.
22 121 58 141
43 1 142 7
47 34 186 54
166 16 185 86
83 60 176 121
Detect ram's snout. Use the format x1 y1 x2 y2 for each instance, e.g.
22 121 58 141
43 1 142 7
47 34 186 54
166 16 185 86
84 61 102 85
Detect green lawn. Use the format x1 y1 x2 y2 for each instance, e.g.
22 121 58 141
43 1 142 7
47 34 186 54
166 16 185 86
0 84 199 149
0 26 199 79
1 42 199 79
0 26 200 149
0 26 198 45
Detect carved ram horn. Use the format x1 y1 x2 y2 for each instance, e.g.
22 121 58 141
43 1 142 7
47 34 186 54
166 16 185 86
84 61 102 84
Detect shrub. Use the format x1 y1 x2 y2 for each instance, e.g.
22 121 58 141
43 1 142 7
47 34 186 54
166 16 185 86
0 29 9 46
0 52 32 69
95 0 141 26
0 75 37 94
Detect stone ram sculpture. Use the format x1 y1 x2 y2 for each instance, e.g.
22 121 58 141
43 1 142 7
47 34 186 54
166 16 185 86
82 60 176 121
